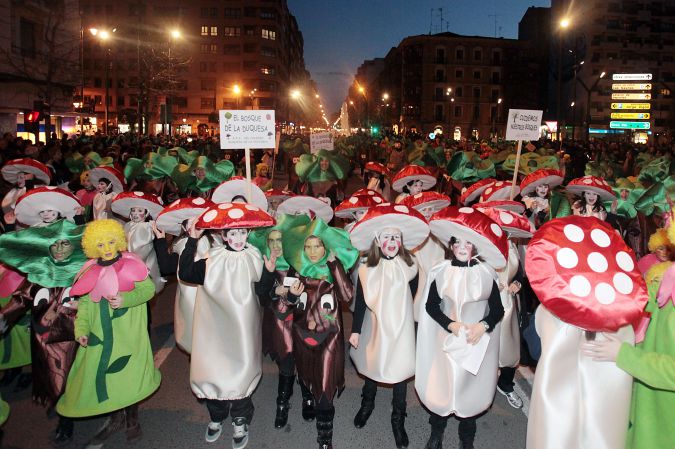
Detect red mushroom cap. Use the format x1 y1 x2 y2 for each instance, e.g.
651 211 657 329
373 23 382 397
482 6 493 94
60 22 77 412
364 161 392 178
520 169 564 197
391 165 436 192
474 206 534 238
264 188 295 202
350 188 385 200
472 200 526 214
429 206 508 269
459 177 497 205
402 191 451 215
335 194 384 218
156 197 215 235
111 191 164 219
525 215 648 332
349 203 429 251
1 158 52 185
89 166 126 193
212 176 268 210
566 175 616 202
196 202 275 230
478 180 520 203
14 186 81 226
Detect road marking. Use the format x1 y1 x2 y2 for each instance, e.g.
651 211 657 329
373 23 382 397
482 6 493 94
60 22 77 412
153 333 176 368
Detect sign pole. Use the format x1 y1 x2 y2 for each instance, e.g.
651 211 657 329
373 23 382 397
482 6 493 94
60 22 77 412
271 131 280 184
509 140 523 200
245 147 252 202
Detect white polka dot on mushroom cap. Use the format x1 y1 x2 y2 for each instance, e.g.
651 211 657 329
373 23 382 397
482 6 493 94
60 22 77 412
613 272 634 295
202 209 218 223
556 247 578 268
587 252 608 273
459 207 474 214
484 188 493 196
218 203 232 210
591 228 611 247
570 275 591 297
582 178 593 184
46 186 56 190
349 197 358 204
244 204 259 211
373 197 382 203
228 208 244 219
490 223 503 237
192 197 205 205
616 251 635 272
499 211 514 224
394 205 409 213
414 193 423 198
134 191 144 196
564 224 584 242
595 282 616 305
170 199 180 207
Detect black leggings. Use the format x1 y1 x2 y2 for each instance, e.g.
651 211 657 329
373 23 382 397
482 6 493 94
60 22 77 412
277 354 295 377
205 397 254 424
362 377 407 408
429 412 477 443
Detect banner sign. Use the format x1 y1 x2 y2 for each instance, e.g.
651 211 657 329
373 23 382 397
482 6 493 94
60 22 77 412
611 93 651 100
612 83 652 91
611 103 651 110
610 121 651 130
505 109 543 141
612 73 652 81
309 132 334 153
219 110 275 149
610 112 650 120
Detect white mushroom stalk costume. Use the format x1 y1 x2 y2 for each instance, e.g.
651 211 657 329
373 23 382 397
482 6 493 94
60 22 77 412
525 216 649 449
1 158 51 215
89 166 126 221
391 165 436 204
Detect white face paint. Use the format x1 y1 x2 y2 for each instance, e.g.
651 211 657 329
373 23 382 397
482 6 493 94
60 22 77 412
224 228 249 251
535 184 549 198
129 207 147 223
420 205 435 220
39 209 59 223
353 209 367 221
584 190 599 205
378 227 402 258
409 180 424 195
451 238 474 262
16 172 26 188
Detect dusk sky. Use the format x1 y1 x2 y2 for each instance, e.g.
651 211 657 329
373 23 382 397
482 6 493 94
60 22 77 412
288 0 551 115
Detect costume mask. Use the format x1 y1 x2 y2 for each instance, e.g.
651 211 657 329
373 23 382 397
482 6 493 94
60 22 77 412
304 236 326 263
378 228 402 258
225 228 248 251
95 235 121 260
49 239 74 262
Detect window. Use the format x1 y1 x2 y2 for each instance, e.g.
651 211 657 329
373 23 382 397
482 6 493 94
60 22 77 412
435 104 444 121
174 97 187 108
223 45 241 55
201 26 208 36
455 87 463 97
94 95 102 106
223 62 240 72
224 8 241 18
492 51 501 64
491 89 499 102
491 71 500 83
243 60 257 71
491 105 497 120
454 105 462 117
473 87 481 99
224 27 241 37
473 70 481 80
19 18 36 58
244 7 257 17
261 47 276 57
260 66 275 75
200 7 217 17
210 62 217 72
474 49 482 61
210 27 218 36
456 48 464 60
199 62 208 72
455 69 463 79
244 26 255 36
94 77 102 88
435 87 443 100
436 48 446 63
200 43 209 54
244 43 257 53
117 79 125 88
435 69 445 82
117 96 125 107
260 9 276 19
262 29 276 40
210 44 218 54
201 79 216 91
176 80 188 91
473 105 480 119
201 97 215 109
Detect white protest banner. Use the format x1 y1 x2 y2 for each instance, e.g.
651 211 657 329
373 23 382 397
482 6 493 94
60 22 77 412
219 110 275 149
505 109 543 141
310 132 334 153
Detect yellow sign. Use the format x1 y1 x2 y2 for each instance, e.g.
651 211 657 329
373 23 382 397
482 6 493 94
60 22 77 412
611 103 651 110
612 83 652 91
611 93 651 100
611 112 650 119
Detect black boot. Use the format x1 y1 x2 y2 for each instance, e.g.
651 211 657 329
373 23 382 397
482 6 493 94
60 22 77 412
391 404 409 448
458 418 476 449
275 374 295 428
425 413 448 449
0 367 20 386
353 390 376 429
316 408 334 449
85 409 126 448
299 381 316 422
51 416 74 447
125 404 142 442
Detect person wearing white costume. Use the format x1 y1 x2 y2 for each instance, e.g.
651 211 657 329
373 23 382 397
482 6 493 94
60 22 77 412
348 204 429 449
178 202 275 449
416 206 506 449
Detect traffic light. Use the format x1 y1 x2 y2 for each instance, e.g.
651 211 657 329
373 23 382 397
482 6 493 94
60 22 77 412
370 126 379 136
25 110 42 123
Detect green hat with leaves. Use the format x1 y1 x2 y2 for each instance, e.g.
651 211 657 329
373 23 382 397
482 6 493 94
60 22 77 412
637 156 671 185
635 175 675 216
295 150 349 182
124 152 179 181
172 156 235 194
65 150 113 174
247 213 312 271
446 151 496 183
502 152 559 176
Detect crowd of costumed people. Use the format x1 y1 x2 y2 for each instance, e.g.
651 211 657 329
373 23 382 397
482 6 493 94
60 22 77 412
0 129 672 449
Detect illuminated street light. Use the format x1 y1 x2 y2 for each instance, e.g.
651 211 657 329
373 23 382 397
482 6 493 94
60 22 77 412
170 29 181 39
383 92 389 100
233 84 241 95
498 98 503 104
560 18 570 28
315 94 320 99
290 89 301 99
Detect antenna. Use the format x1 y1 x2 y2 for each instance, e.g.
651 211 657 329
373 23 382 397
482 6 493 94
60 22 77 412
488 13 502 38
429 8 433 34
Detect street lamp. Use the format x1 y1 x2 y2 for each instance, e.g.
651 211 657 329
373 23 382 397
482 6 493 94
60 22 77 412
233 84 241 108
90 27 115 135
288 89 301 133
557 17 570 141
166 29 181 137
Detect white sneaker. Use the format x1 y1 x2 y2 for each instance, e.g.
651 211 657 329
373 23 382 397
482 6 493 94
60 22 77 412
205 421 223 443
232 417 249 449
497 386 523 409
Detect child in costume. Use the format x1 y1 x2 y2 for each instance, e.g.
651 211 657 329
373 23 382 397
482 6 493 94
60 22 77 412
283 218 358 449
178 202 275 449
581 212 675 449
416 207 506 449
56 219 161 446
1 157 51 215
89 166 126 221
0 220 87 445
348 204 429 449
252 162 272 190
391 165 436 204
519 169 564 229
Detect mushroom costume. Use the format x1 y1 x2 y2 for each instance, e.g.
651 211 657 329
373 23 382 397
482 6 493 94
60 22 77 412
567 175 617 220
276 195 334 223
112 191 165 294
154 197 215 353
391 165 436 204
89 166 126 221
335 193 384 232
1 158 51 214
14 186 82 228
525 216 648 449
363 162 392 201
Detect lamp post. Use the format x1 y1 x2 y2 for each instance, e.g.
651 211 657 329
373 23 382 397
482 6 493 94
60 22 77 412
557 17 570 141
289 89 301 133
167 29 181 138
90 28 115 135
578 71 606 141
358 85 368 129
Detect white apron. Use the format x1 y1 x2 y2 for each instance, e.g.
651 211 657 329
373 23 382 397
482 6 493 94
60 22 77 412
350 257 417 383
92 191 117 221
412 237 446 321
125 221 165 294
173 236 211 353
2 187 25 214
190 245 263 400
526 306 633 449
415 261 500 417
497 240 520 368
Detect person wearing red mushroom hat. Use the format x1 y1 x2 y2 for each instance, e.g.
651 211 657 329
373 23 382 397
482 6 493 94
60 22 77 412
567 175 619 227
392 165 436 204
348 204 429 449
581 210 675 449
75 171 97 221
6 186 84 232
1 158 51 217
416 206 506 449
363 162 392 202
525 216 648 449
519 169 564 229
178 203 276 449
89 166 125 221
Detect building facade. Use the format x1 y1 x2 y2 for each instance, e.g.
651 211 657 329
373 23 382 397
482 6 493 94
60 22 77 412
551 0 675 142
80 0 315 136
351 32 543 140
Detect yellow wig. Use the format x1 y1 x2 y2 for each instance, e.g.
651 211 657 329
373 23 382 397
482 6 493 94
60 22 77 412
648 228 670 252
645 261 671 289
668 208 675 246
81 219 127 259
